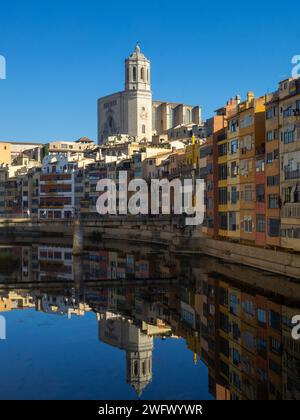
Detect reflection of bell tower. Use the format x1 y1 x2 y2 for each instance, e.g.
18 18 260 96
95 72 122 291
98 314 153 398
127 345 153 398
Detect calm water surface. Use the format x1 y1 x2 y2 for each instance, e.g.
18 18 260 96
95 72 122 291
0 243 299 400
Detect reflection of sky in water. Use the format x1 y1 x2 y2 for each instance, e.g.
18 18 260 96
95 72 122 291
0 310 212 400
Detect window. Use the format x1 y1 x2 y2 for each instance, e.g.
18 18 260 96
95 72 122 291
257 368 268 382
142 124 146 134
258 308 267 326
218 187 228 205
256 159 265 173
231 161 238 178
244 185 252 202
220 361 229 378
268 219 280 237
243 217 253 233
219 212 228 230
141 67 144 81
231 372 241 390
243 331 255 351
269 337 282 356
283 106 293 117
267 153 273 164
218 143 227 156
219 287 228 307
228 212 237 232
243 300 255 317
231 187 239 204
269 359 281 375
220 313 229 333
232 322 240 341
283 130 295 144
230 139 239 154
266 109 273 119
256 185 265 202
232 348 240 366
256 215 265 233
220 337 230 357
266 106 278 119
269 310 281 331
133 66 137 81
218 163 227 180
267 131 273 142
257 337 267 358
268 195 279 209
229 119 238 133
267 175 279 186
230 294 239 315
240 114 253 128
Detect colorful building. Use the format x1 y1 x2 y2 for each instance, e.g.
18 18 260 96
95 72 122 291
279 78 300 251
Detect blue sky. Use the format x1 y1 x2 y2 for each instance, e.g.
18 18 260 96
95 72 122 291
0 0 299 143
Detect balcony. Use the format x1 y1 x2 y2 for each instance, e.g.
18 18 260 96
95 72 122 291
284 168 300 180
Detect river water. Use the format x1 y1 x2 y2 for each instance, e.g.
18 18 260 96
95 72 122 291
0 242 299 400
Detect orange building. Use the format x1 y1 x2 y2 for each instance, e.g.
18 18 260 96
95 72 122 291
238 93 265 243
265 92 281 247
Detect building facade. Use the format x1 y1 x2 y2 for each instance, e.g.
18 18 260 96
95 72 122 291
98 45 201 145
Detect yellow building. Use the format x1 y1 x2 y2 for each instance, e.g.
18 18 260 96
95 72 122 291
238 93 265 243
279 78 300 251
217 136 228 238
226 102 240 240
0 142 11 165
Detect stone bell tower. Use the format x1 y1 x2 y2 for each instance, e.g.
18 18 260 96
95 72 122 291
124 43 153 142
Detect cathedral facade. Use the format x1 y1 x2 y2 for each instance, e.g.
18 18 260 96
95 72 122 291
97 44 201 145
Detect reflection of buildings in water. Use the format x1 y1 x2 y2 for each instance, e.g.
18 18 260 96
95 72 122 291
195 273 300 401
282 305 300 400
37 246 73 282
36 293 91 319
0 291 35 312
98 312 154 397
1 244 300 400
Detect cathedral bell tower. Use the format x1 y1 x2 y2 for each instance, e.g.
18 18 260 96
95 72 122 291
124 43 153 142
125 43 151 92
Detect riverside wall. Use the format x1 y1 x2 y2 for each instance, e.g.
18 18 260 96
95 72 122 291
0 218 299 279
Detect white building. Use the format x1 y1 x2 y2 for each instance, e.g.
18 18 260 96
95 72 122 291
39 155 77 220
98 44 202 145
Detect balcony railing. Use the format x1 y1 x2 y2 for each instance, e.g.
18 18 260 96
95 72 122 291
284 168 300 180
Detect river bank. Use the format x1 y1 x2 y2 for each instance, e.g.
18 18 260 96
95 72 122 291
0 218 299 279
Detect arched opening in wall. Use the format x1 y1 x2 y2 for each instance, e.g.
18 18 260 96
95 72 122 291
133 66 137 82
134 361 138 377
142 361 146 376
141 67 145 81
147 69 149 82
142 125 146 134
185 109 191 125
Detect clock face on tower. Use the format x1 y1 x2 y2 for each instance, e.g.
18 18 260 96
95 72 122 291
140 109 148 120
